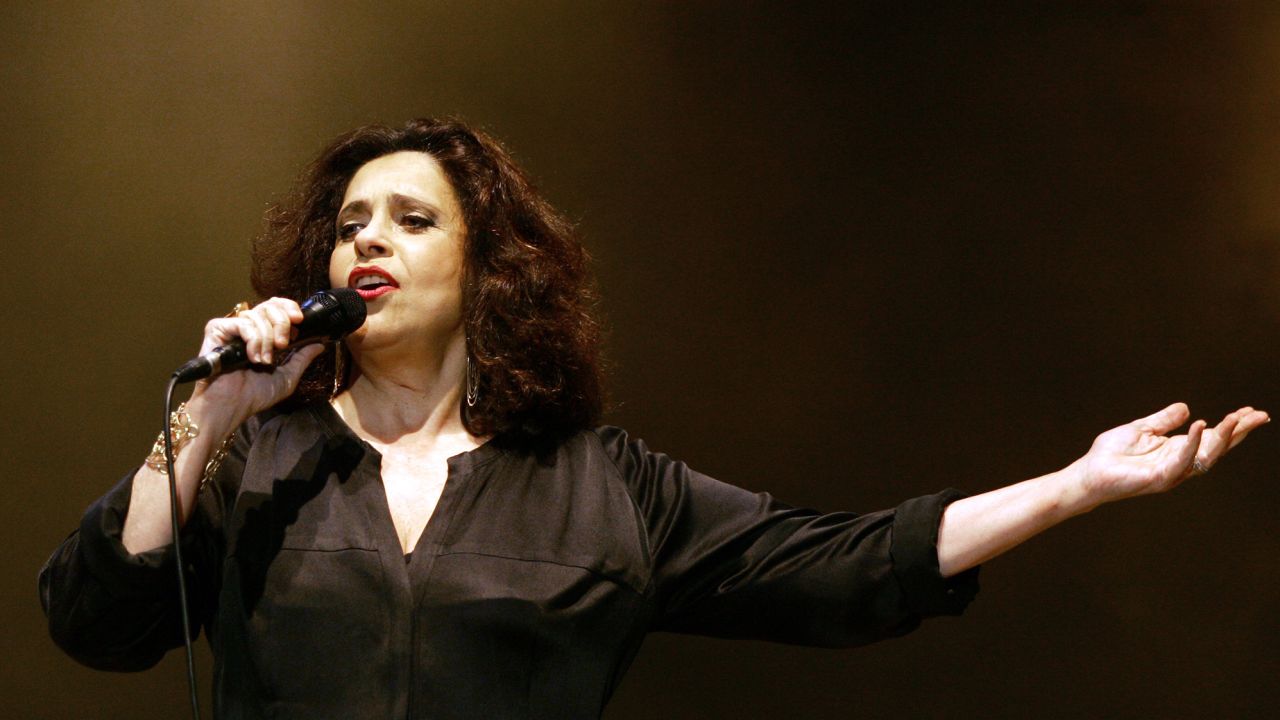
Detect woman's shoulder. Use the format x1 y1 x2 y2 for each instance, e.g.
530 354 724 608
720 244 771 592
533 425 684 491
513 425 641 461
484 425 647 482
585 425 676 471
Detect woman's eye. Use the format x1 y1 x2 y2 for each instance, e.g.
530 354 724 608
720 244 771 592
403 214 436 230
337 222 363 240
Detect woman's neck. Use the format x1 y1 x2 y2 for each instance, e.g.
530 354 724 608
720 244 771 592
331 336 481 452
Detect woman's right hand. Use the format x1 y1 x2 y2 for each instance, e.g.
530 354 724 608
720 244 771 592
124 297 326 552
188 297 327 433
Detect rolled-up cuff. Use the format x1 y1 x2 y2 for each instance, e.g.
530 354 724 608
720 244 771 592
889 488 980 617
76 469 181 598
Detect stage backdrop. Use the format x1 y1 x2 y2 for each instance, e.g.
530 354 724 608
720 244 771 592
3 2 1277 718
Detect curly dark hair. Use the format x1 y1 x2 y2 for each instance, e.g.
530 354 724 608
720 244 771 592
250 118 604 444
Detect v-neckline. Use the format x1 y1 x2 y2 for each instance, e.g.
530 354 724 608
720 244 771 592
308 402 504 564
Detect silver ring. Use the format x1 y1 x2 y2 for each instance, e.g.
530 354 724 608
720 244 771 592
1192 458 1210 475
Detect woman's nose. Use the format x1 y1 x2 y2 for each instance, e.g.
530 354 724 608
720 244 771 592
354 218 390 258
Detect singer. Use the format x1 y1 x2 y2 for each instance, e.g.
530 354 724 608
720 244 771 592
39 118 1268 719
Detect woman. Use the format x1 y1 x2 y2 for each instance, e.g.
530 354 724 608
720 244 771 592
40 118 1268 719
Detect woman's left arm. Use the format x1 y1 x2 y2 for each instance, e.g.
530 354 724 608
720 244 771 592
937 403 1268 577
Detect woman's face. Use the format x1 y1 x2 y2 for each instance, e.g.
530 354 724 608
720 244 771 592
328 151 468 354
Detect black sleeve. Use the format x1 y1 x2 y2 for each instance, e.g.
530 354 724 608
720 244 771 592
596 426 979 648
37 422 251 671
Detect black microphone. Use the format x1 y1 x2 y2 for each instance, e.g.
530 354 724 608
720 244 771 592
172 288 367 384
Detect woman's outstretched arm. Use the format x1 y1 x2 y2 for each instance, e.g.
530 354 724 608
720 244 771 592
937 403 1268 577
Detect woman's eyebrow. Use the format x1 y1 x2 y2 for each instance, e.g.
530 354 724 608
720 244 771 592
391 193 443 215
336 199 370 222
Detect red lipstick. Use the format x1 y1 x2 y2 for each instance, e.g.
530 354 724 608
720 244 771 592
348 266 399 301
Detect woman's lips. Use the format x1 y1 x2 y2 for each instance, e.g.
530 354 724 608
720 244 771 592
348 266 399 300
354 285 396 300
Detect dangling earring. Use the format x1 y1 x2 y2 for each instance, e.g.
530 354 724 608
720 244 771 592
465 354 479 407
332 340 346 398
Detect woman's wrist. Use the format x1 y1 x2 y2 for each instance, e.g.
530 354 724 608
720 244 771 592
1053 458 1103 518
184 388 247 444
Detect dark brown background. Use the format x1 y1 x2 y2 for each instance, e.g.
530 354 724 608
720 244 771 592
3 2 1278 718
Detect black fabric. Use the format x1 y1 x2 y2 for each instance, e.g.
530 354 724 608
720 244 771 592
40 403 979 719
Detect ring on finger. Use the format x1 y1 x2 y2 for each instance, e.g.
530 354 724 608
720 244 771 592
1192 458 1210 475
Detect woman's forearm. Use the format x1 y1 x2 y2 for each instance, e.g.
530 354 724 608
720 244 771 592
935 404 1268 577
936 461 1094 577
121 393 240 555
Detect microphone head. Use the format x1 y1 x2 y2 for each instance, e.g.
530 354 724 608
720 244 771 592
327 287 368 334
299 288 368 341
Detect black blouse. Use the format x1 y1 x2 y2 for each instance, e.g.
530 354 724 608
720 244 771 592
40 403 978 719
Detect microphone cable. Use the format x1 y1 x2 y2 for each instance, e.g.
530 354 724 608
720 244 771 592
155 288 364 719
161 374 202 720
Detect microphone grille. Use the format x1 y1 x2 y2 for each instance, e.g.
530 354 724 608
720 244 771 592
328 287 368 333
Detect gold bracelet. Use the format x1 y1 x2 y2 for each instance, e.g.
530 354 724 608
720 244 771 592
146 403 200 471
201 432 237 487
145 403 237 490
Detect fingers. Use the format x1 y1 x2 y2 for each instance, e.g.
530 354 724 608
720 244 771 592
1191 414 1238 475
225 298 303 364
238 312 273 364
277 343 326 384
257 303 295 362
201 317 242 353
1227 408 1270 450
1133 402 1190 435
1189 406 1269 475
1178 419 1204 469
267 344 327 403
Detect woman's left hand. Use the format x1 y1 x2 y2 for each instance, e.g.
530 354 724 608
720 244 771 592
938 402 1269 577
1075 403 1269 509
